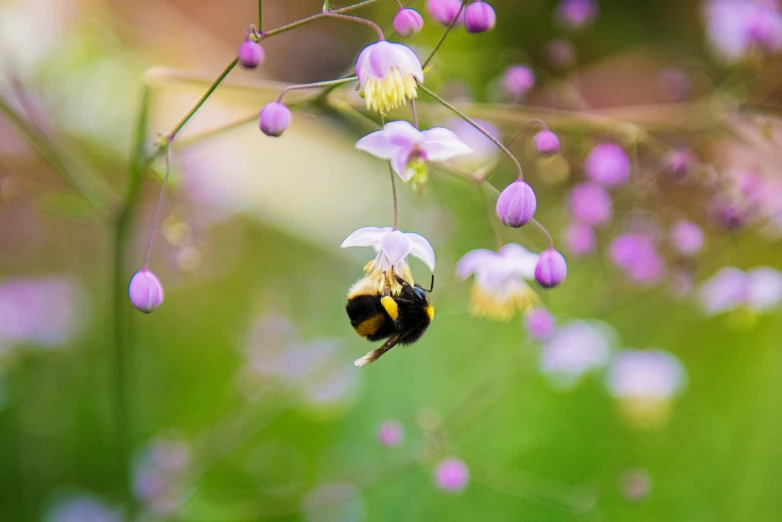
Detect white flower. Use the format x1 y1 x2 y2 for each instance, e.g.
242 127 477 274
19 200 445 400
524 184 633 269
341 226 435 292
540 320 613 388
356 121 472 181
456 243 539 320
356 41 424 113
607 350 686 401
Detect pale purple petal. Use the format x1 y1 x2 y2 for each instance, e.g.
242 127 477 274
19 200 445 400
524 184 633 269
391 146 415 180
746 266 782 311
499 243 539 279
419 127 473 161
340 227 387 248
456 249 498 279
356 121 422 160
380 229 413 265
606 350 686 400
406 233 436 270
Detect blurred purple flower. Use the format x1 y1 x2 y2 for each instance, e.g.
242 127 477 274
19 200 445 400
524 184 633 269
434 458 469 492
45 493 121 522
464 1 496 33
540 320 613 388
427 0 465 26
699 267 750 314
746 266 782 311
356 121 472 181
665 149 695 179
670 221 704 256
609 234 666 285
0 276 84 347
456 244 540 320
133 438 192 514
445 118 501 169
377 419 405 446
607 350 686 401
356 41 424 113
556 0 598 29
544 39 576 70
584 144 631 187
563 221 596 256
534 130 560 155
704 0 782 62
524 308 556 340
657 68 692 101
301 483 364 522
568 182 613 226
503 65 536 99
621 468 653 501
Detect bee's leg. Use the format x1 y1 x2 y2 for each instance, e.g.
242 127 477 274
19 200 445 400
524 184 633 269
393 274 416 300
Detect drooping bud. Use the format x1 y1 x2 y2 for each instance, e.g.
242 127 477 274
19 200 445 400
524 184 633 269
427 0 463 26
238 40 265 70
259 102 291 137
394 8 424 37
433 458 469 492
129 269 164 313
535 249 567 288
584 143 630 187
533 130 560 155
496 180 536 227
464 1 496 33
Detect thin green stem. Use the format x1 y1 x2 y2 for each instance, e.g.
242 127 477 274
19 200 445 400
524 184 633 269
530 218 554 249
276 76 357 103
260 0 380 38
258 0 263 31
422 0 468 69
164 58 238 141
389 163 399 229
323 11 385 40
418 83 524 180
410 98 419 129
143 142 172 269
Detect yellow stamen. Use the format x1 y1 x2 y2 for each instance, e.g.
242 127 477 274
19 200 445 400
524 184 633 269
363 67 418 113
469 282 539 321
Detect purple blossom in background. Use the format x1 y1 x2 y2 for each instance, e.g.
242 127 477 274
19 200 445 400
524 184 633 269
540 320 613 388
670 221 704 256
464 1 496 33
524 308 556 340
699 267 750 314
563 221 596 256
556 0 598 29
434 458 469 492
427 0 464 26
534 130 560 155
544 39 576 70
301 483 364 522
502 65 536 99
621 468 653 501
133 438 192 514
656 68 692 101
0 276 84 347
569 182 613 226
609 234 666 285
665 149 695 179
445 118 501 170
377 419 405 446
45 493 121 522
746 266 782 311
607 350 686 401
704 0 782 62
584 144 631 187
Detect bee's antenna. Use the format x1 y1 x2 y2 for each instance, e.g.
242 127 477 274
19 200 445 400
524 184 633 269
426 274 434 293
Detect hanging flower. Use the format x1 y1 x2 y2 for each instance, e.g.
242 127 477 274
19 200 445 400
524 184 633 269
356 121 472 188
456 243 540 320
356 41 424 113
341 226 435 293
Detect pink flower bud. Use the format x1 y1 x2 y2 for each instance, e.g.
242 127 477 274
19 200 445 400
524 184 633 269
238 40 264 70
464 1 496 33
670 221 704 256
585 144 631 187
503 65 535 98
665 149 695 179
377 419 405 446
394 8 424 37
524 308 556 340
496 180 536 227
259 102 291 137
434 458 469 492
535 249 567 288
129 269 164 313
534 130 560 155
427 0 463 26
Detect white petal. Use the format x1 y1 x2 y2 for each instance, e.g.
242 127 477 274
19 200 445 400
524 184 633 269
356 130 404 160
380 229 413 265
420 127 473 162
391 146 414 179
455 249 498 279
383 120 424 143
500 243 539 279
392 43 424 81
406 233 436 271
341 227 386 248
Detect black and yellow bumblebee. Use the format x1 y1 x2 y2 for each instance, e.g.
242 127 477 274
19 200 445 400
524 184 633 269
346 273 434 367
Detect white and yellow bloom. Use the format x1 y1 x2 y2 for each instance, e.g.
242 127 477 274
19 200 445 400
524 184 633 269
456 243 540 320
356 41 424 113
341 226 435 294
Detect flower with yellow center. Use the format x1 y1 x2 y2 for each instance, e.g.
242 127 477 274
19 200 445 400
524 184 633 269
456 243 540 320
356 41 424 113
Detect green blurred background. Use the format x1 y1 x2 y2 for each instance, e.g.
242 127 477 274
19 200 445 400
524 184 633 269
1 0 782 520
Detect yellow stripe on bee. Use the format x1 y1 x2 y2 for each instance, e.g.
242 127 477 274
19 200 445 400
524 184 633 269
381 296 399 321
354 314 386 337
426 304 434 321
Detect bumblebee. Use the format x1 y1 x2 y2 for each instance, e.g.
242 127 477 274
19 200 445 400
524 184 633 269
346 274 434 367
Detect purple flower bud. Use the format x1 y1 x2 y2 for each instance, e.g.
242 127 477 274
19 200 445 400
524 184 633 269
129 269 164 313
534 130 560 155
394 8 424 37
238 40 264 70
496 180 536 227
464 1 496 33
584 144 631 187
434 458 469 492
427 0 463 26
609 234 666 285
711 195 748 230
556 0 598 29
544 39 576 70
524 308 556 340
377 419 404 446
670 221 704 256
568 182 612 226
259 102 291 137
535 249 568 288
665 149 695 179
563 221 596 256
503 65 535 98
